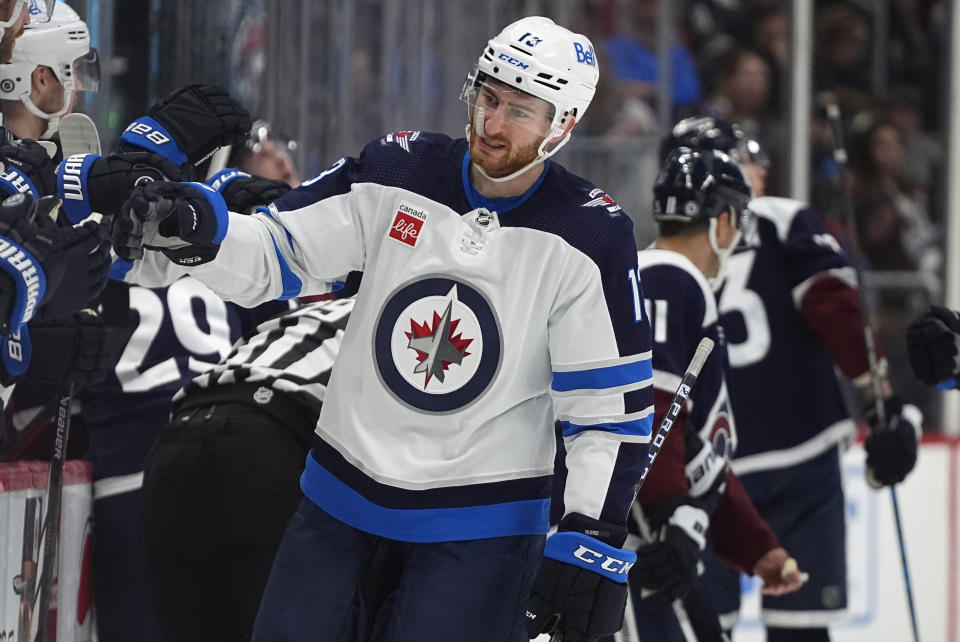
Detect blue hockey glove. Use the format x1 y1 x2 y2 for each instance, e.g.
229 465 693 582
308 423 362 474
56 151 186 224
630 498 708 606
206 168 291 214
906 306 960 389
0 138 57 198
863 396 921 488
117 84 251 166
113 181 228 266
526 513 635 642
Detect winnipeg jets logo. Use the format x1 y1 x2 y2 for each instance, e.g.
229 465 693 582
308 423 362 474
382 130 421 153
583 188 622 214
374 277 502 413
406 298 474 388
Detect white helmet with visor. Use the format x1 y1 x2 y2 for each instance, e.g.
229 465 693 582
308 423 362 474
0 2 98 138
461 16 598 182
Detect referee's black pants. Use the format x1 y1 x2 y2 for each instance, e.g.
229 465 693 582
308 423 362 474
141 400 314 642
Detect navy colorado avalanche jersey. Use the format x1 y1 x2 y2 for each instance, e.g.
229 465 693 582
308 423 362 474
717 197 863 475
126 131 655 542
84 280 288 482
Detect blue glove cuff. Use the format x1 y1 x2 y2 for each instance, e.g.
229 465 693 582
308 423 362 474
206 168 249 193
543 531 636 584
120 117 188 167
0 325 31 376
108 257 134 281
57 153 100 224
0 236 46 331
184 182 229 244
0 165 38 200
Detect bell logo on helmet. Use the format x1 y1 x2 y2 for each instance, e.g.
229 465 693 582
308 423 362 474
574 42 596 67
496 52 529 70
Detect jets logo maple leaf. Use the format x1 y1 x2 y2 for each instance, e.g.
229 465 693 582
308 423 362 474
405 300 474 388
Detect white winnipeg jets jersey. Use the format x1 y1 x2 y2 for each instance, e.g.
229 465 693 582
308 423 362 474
126 132 654 542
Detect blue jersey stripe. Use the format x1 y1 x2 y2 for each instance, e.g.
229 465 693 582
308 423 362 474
300 455 551 542
271 237 302 300
310 437 553 509
560 414 653 438
552 358 653 393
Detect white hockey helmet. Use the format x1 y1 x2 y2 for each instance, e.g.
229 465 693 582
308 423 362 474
461 16 599 182
0 0 56 29
0 2 98 136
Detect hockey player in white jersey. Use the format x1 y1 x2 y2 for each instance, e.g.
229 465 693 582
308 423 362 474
111 15 654 642
663 117 921 641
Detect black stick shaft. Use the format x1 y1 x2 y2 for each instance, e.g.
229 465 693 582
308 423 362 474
638 337 714 489
825 103 920 642
33 383 73 642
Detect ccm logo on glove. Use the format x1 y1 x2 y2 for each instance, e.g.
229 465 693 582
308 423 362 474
573 544 634 575
545 531 636 582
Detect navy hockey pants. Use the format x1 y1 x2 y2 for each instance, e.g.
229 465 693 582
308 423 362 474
253 498 544 642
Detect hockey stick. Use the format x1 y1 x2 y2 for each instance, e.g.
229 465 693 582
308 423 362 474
58 113 102 157
639 337 714 487
551 337 715 642
824 102 920 642
32 382 74 642
13 497 42 641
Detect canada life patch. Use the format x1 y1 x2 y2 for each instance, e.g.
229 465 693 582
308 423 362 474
374 276 502 413
388 201 428 248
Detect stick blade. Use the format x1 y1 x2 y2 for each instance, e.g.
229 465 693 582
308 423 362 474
58 113 101 157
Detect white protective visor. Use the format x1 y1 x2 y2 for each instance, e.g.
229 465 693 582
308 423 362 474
460 69 555 139
73 48 99 92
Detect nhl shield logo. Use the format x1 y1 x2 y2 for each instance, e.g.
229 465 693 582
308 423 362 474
374 276 502 413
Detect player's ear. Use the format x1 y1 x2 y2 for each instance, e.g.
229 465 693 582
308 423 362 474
31 65 56 91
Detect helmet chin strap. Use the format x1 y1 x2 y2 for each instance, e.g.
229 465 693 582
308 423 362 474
707 217 742 292
465 105 571 184
20 86 70 139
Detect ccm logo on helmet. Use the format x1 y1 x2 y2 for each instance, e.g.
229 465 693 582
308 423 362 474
573 545 634 575
497 52 529 70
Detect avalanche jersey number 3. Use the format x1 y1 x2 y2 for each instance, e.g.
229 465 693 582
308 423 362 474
717 251 771 368
116 280 234 393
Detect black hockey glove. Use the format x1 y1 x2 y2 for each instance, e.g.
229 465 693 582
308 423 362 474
0 194 108 334
56 151 187 224
683 431 726 513
0 138 57 197
863 396 922 488
117 84 251 167
906 305 960 388
631 497 708 606
25 309 125 385
113 181 228 266
526 513 635 642
206 168 291 213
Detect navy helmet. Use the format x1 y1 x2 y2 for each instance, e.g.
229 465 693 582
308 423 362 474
658 116 768 168
653 147 753 227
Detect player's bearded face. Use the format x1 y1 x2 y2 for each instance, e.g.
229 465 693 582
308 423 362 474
468 82 553 178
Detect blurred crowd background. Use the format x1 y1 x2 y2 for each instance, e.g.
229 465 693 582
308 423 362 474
67 0 951 430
